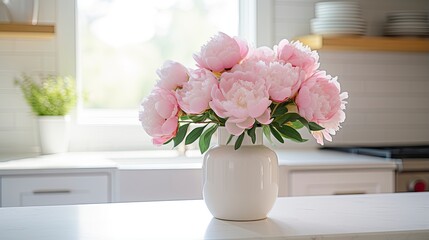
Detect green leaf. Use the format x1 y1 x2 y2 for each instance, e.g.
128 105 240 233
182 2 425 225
297 116 310 129
308 122 325 131
185 125 207 145
15 74 77 116
262 125 272 143
189 114 207 123
289 120 304 129
199 124 218 154
272 103 289 117
269 125 284 143
173 123 190 147
226 134 234 145
234 132 245 150
163 138 173 145
274 123 307 143
247 126 256 144
275 113 301 125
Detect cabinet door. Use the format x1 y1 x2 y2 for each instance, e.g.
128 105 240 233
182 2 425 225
1 174 110 207
288 170 394 197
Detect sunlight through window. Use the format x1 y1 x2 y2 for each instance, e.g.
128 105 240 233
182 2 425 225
78 0 239 110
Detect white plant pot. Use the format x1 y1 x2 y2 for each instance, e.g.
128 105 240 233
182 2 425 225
203 127 279 221
37 116 70 154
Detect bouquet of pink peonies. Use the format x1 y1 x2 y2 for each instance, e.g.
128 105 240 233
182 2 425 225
139 32 348 153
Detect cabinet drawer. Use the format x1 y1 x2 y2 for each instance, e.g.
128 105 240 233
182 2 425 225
288 170 394 197
1 174 110 207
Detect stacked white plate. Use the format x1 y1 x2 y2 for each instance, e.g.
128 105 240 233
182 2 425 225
312 1 366 36
384 12 429 37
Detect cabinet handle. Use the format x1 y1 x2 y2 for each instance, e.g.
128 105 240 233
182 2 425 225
33 189 72 195
333 191 366 195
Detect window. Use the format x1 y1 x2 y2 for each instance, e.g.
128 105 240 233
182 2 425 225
77 0 239 111
57 0 262 151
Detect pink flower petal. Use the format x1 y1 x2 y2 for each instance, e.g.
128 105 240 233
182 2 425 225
193 32 248 72
226 120 245 136
162 117 178 135
156 99 175 119
236 117 255 129
256 109 272 125
297 71 347 145
248 99 271 118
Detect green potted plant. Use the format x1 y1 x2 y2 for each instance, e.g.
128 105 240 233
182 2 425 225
15 74 77 154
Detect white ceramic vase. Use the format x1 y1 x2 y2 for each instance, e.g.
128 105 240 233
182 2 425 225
203 127 279 221
37 115 70 154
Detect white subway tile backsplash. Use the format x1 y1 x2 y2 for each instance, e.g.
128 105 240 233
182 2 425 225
275 0 429 145
346 111 429 125
0 130 38 153
350 96 429 110
411 81 429 93
0 39 17 52
41 55 57 71
274 1 315 20
15 39 57 53
0 92 29 108
0 112 16 130
275 22 311 42
0 55 44 72
0 71 18 88
336 63 429 78
15 111 37 129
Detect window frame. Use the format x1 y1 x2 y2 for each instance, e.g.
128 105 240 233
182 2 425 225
56 0 273 151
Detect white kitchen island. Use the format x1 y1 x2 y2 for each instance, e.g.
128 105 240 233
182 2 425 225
0 192 428 240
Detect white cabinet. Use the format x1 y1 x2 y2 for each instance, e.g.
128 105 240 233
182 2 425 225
286 170 394 197
277 150 397 197
117 169 203 202
1 173 113 207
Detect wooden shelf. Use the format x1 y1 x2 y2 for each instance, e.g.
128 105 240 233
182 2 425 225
0 24 55 38
294 35 429 52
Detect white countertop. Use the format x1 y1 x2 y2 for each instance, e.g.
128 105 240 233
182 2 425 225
0 150 397 171
0 192 428 240
0 152 117 172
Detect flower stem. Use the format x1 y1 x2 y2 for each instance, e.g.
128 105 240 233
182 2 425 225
271 102 280 115
178 120 217 124
210 112 222 124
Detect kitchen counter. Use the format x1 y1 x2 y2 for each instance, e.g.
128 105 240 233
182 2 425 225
0 152 118 176
0 149 397 171
0 150 397 202
277 150 397 170
0 192 428 240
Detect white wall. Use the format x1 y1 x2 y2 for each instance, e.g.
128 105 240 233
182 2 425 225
0 0 428 153
273 0 429 147
0 0 56 153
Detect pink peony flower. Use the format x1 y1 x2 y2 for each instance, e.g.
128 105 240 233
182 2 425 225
193 32 248 72
176 69 218 115
156 60 189 90
139 88 179 145
246 46 276 64
209 71 272 136
266 62 305 102
230 59 267 78
230 47 275 78
276 39 320 78
295 71 348 145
